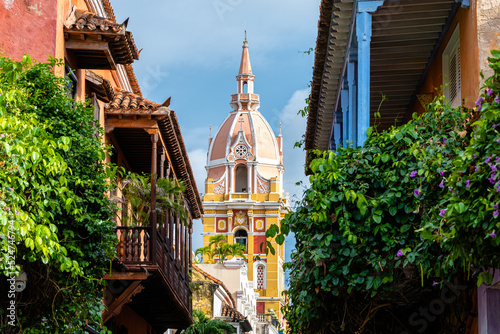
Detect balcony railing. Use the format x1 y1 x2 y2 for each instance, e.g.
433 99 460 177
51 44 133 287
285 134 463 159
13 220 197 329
115 211 192 314
257 314 281 331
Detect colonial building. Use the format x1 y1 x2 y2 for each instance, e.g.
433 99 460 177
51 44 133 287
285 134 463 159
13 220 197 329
202 36 289 333
193 262 255 334
1 1 202 333
305 1 500 333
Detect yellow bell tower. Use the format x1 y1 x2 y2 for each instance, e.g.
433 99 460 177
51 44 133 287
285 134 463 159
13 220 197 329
202 34 289 329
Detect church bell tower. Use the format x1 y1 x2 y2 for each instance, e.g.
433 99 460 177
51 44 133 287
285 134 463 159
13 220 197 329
202 34 289 330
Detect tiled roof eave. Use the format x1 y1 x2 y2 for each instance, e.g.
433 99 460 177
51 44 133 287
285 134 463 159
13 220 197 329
306 0 355 151
64 6 139 66
158 111 204 219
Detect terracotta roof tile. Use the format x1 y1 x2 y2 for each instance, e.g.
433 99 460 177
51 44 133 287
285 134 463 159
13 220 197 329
221 304 246 322
105 89 160 114
64 7 122 32
221 304 252 332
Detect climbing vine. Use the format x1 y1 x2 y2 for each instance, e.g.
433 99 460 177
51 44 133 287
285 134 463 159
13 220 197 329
267 51 500 333
0 56 117 333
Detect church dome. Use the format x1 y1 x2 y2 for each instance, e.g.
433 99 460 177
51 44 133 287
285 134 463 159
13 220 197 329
205 37 284 194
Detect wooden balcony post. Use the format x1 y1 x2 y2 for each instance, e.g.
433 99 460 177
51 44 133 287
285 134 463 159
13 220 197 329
160 148 165 179
147 129 159 263
176 216 180 264
188 222 193 272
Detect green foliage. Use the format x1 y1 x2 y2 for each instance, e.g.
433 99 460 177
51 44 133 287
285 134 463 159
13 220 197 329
116 171 189 226
184 310 235 334
195 234 246 264
0 55 117 333
268 51 500 333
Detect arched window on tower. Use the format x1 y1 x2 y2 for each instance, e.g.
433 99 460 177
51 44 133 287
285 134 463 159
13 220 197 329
243 81 248 93
234 229 248 251
235 165 248 192
253 261 267 289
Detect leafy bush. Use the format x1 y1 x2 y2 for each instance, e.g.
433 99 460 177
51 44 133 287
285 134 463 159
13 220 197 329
269 51 500 333
0 56 117 333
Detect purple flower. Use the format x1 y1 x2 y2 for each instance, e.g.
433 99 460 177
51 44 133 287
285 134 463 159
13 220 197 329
475 166 479 172
439 179 445 189
476 97 485 106
496 96 500 104
8 187 13 191
432 281 438 286
478 106 482 112
410 171 418 178
494 125 499 129
397 250 403 257
487 88 493 96
497 138 500 144
497 185 500 193
443 138 447 144
5 102 8 107
465 180 470 188
494 211 499 218
414 189 420 197
439 170 445 177
439 208 447 217
11 154 15 157
299 256 302 262
0 134 4 138
448 186 453 192
486 157 492 164
494 204 499 210
491 230 497 238
473 154 478 159
493 165 498 172
15 210 18 215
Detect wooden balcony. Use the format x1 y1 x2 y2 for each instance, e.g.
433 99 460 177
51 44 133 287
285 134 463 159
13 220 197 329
106 210 193 331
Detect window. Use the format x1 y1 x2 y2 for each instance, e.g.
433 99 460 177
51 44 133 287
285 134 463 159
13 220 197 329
253 261 267 289
235 165 248 192
234 229 247 250
65 63 78 99
443 25 461 108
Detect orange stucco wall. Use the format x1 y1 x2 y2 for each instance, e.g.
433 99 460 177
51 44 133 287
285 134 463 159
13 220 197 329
0 0 58 61
411 6 480 116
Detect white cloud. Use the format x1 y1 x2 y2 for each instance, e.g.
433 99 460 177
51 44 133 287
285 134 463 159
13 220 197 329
187 148 207 195
113 0 319 69
278 88 310 208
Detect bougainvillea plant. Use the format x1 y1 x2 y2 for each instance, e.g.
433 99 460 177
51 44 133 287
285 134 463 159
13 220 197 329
267 51 500 333
0 56 117 333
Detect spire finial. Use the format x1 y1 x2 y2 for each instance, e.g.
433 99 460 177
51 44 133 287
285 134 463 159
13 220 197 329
238 31 252 75
209 124 212 138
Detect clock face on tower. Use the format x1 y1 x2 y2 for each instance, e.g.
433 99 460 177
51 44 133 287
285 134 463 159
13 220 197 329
235 144 248 158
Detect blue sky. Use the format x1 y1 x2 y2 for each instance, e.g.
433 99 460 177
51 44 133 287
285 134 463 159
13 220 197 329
112 1 320 259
